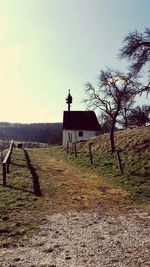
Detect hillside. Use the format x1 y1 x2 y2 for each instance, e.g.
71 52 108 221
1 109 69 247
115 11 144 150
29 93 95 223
86 126 150 153
0 122 62 144
0 131 149 265
0 128 150 260
56 126 150 199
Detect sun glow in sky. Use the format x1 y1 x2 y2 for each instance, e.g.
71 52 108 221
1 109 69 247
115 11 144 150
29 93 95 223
0 0 149 123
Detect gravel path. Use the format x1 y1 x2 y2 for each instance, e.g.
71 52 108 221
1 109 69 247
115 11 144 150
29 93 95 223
0 208 150 267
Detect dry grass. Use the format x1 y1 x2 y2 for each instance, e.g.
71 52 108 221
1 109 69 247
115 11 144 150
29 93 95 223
0 146 135 247
0 127 149 247
64 127 150 199
77 126 150 152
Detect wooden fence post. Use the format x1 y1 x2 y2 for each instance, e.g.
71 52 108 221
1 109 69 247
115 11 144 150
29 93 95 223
7 155 10 173
116 150 123 174
67 141 69 153
3 162 6 186
2 140 14 186
89 143 93 164
74 142 77 158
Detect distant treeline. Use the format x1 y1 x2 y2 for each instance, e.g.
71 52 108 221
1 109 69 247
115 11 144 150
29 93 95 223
0 122 63 144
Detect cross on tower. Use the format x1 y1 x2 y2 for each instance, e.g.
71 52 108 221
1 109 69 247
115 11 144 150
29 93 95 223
66 89 73 111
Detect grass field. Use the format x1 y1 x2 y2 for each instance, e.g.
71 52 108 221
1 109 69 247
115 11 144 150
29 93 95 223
0 127 149 247
0 147 131 247
58 127 150 199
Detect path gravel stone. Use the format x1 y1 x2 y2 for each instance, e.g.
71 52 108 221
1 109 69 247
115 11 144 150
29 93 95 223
0 208 150 267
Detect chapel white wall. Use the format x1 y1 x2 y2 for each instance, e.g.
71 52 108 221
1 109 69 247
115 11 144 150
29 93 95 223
63 130 99 146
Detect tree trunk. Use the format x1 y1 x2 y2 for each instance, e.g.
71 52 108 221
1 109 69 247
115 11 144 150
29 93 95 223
124 113 128 129
110 120 116 154
124 108 128 129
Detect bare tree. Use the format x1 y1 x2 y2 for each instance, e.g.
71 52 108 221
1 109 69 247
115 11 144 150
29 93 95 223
84 69 139 153
127 105 150 128
98 112 112 133
120 28 150 94
119 94 135 129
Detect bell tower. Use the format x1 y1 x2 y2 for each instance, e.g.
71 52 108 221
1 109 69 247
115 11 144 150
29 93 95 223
66 89 72 111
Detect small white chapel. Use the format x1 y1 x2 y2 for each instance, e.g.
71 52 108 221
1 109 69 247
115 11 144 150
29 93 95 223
62 90 100 146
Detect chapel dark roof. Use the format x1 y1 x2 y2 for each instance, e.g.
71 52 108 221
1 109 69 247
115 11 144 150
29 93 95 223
63 111 100 131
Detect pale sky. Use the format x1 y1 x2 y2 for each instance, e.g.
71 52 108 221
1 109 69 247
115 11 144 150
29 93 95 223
0 0 149 123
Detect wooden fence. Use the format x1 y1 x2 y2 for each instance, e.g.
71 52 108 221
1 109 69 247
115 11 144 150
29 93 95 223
2 140 14 186
66 141 123 174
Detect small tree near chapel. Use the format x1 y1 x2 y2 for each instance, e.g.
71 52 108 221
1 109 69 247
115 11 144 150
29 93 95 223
84 68 139 153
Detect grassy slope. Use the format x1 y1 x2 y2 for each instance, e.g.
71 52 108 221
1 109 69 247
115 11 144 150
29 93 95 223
0 127 149 246
53 126 150 199
92 127 150 198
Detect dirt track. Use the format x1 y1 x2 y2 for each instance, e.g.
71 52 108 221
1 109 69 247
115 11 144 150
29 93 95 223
0 149 150 266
